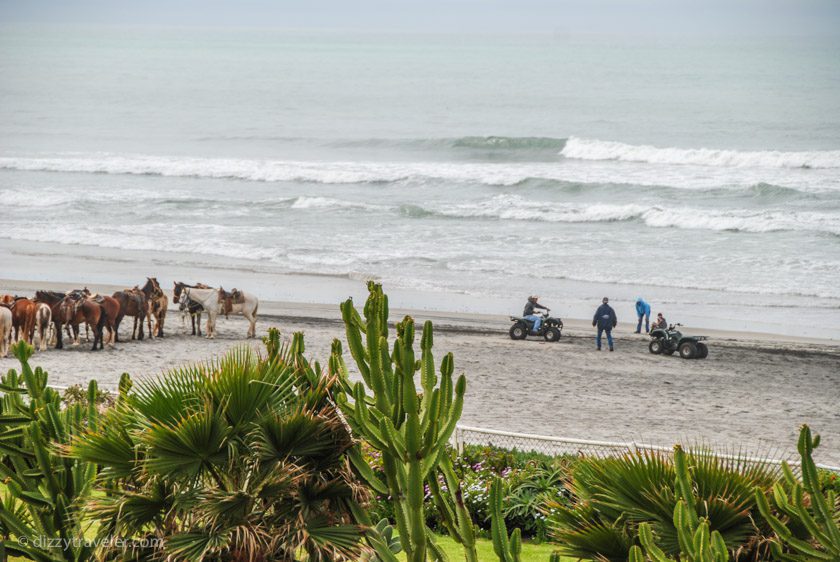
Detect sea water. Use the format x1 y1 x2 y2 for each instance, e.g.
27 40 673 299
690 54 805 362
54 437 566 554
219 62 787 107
1 26 839 338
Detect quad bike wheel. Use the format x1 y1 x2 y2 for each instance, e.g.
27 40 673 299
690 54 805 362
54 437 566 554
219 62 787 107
648 339 664 354
695 342 709 359
679 341 697 359
509 324 527 340
544 327 561 342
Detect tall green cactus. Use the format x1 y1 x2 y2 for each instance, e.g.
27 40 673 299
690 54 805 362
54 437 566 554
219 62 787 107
630 446 729 562
0 341 99 561
330 282 477 562
489 478 521 562
754 425 840 560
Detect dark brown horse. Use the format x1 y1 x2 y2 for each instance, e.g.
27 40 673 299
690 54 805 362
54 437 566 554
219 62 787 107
35 290 70 349
112 288 147 342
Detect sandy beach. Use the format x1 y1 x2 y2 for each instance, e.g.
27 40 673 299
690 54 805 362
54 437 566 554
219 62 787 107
2 278 838 467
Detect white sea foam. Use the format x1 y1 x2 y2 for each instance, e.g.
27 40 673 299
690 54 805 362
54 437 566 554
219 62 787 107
561 136 840 169
2 152 838 192
435 195 840 235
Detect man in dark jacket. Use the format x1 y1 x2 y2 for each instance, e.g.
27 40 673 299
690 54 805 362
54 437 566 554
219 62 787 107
523 295 548 334
592 297 617 351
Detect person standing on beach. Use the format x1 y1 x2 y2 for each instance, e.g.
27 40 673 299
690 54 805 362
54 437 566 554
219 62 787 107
593 297 617 351
635 297 651 333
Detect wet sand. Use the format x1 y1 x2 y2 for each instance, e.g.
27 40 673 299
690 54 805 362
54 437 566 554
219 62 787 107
2 278 839 466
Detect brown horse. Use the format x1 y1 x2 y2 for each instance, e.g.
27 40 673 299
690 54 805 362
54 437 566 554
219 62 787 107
93 292 120 346
35 290 70 349
112 288 146 342
141 277 167 338
58 293 107 351
0 295 37 344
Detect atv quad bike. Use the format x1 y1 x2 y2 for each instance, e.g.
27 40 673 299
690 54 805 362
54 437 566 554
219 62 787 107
648 323 708 359
509 309 563 342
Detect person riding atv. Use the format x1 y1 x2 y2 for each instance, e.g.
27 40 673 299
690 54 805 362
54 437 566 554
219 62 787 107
648 323 709 359
509 296 563 342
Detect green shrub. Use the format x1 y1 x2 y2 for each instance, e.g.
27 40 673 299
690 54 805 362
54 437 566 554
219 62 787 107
547 447 781 560
68 334 364 562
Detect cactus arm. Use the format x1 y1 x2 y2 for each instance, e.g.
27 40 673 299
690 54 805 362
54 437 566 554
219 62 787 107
797 427 840 548
638 522 676 562
347 446 389 495
490 478 515 562
341 299 372 386
710 531 728 562
628 545 646 562
754 480 835 559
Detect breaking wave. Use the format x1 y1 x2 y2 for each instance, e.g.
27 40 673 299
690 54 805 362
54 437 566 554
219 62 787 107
560 136 840 169
2 152 838 191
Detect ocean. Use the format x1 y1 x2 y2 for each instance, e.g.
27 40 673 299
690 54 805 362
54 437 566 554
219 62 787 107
1 26 839 338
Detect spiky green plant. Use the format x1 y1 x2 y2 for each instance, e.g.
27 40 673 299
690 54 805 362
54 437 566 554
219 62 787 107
755 425 840 561
629 446 730 562
0 340 99 562
329 282 477 562
547 444 780 560
68 335 364 562
489 478 521 562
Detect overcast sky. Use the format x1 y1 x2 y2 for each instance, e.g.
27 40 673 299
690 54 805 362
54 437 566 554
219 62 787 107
1 0 839 36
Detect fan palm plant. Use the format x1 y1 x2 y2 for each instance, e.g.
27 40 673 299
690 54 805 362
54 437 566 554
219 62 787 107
68 332 365 562
547 447 781 561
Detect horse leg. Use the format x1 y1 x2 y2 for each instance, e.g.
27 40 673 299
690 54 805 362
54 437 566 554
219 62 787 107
138 311 145 340
206 312 216 339
54 319 63 349
242 309 255 338
114 313 123 342
38 319 46 351
158 310 165 337
146 311 154 340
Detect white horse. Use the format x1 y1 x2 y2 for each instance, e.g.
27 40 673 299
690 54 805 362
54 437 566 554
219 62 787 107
0 307 11 357
32 303 52 351
179 287 221 339
218 287 259 338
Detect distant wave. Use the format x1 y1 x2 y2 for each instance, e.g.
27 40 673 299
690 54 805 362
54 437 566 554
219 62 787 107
3 182 837 236
2 153 838 191
560 136 840 169
424 195 840 236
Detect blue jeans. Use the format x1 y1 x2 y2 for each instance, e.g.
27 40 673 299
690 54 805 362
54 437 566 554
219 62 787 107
596 327 614 349
636 313 650 333
525 314 542 333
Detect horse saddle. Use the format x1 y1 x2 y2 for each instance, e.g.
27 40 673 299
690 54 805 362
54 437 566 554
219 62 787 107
88 293 105 304
219 288 244 316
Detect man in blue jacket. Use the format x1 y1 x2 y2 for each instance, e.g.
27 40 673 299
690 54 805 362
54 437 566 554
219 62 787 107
635 297 651 334
592 297 617 351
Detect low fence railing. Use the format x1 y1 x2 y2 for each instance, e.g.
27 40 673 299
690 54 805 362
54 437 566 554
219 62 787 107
453 424 840 473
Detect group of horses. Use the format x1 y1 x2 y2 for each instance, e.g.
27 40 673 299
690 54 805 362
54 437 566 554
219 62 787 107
0 278 167 355
0 278 258 356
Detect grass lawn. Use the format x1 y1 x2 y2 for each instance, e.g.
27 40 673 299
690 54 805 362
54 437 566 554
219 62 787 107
401 535 567 561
